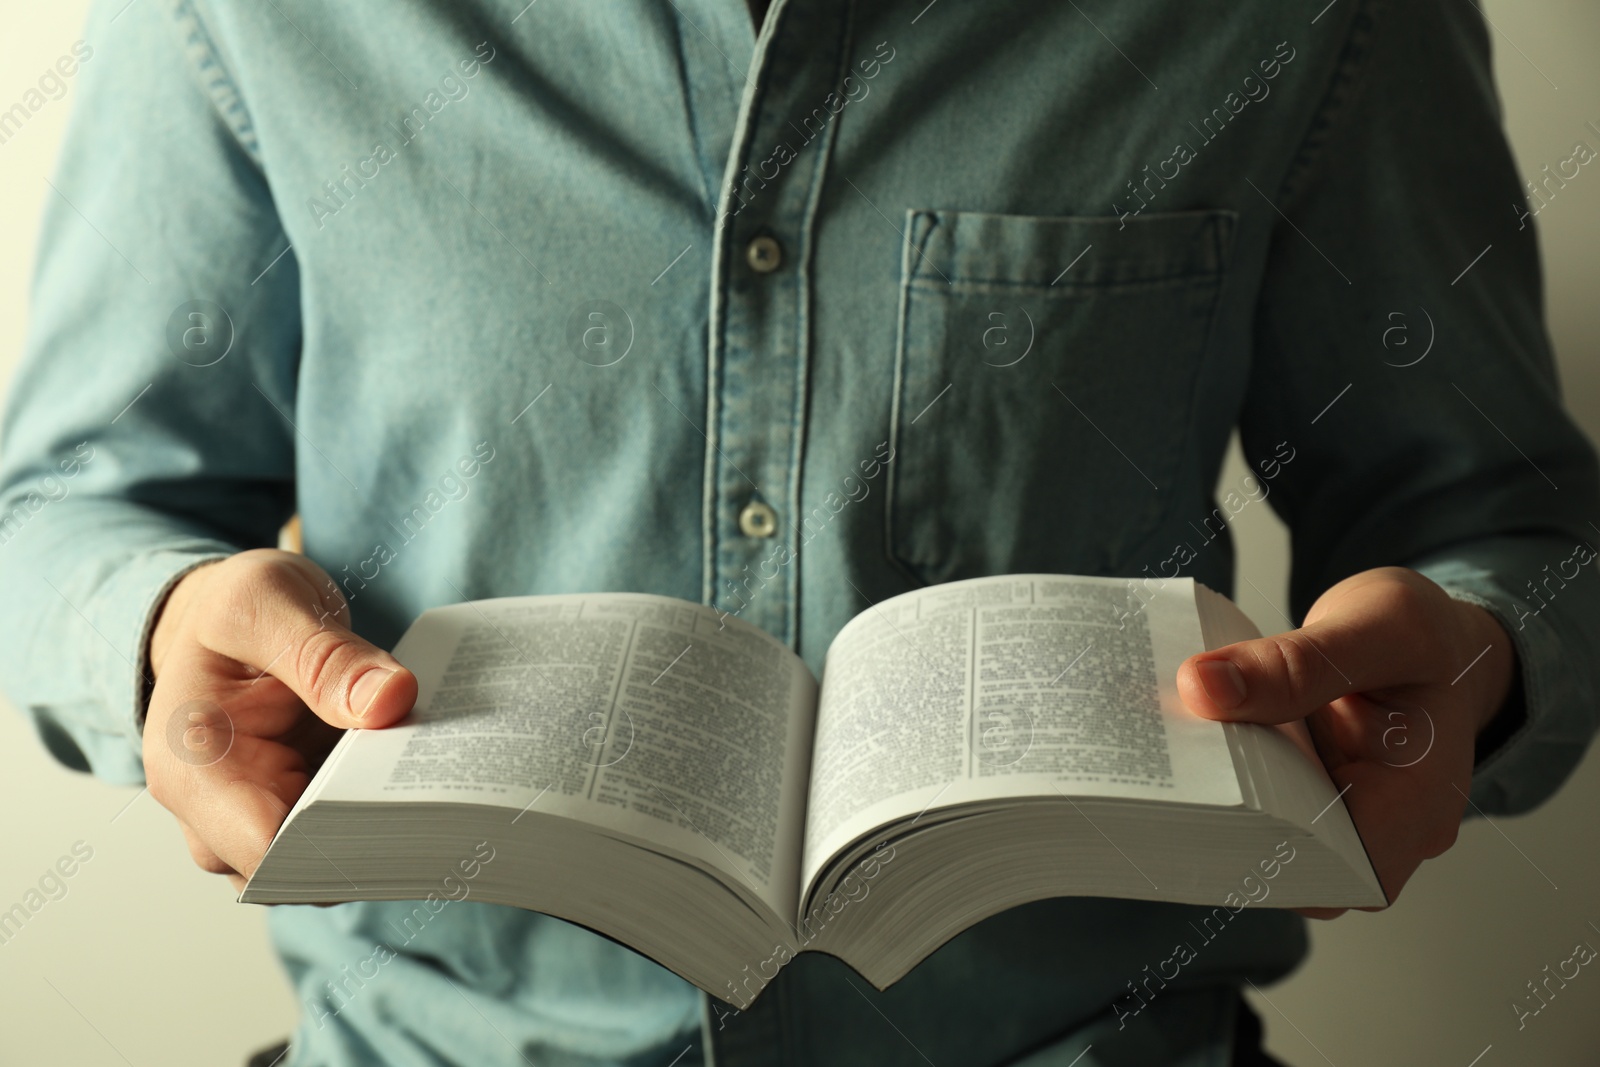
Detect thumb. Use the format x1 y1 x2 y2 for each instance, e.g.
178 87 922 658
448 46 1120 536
201 552 418 730
1177 597 1425 726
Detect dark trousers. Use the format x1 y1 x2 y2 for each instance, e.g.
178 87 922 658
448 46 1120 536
1233 993 1292 1067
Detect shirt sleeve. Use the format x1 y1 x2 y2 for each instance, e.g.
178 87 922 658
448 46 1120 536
1238 0 1600 817
0 0 298 785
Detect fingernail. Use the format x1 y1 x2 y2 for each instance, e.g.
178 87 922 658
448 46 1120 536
350 667 395 719
1197 659 1247 711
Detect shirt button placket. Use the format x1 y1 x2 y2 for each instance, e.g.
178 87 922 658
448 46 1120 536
706 0 847 648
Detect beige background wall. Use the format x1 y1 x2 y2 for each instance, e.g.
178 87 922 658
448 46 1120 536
1 4 1596 1065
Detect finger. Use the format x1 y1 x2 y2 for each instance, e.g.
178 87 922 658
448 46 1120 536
1332 761 1463 906
179 821 238 877
189 768 298 881
1303 694 1393 772
194 551 418 730
147 730 309 881
1178 570 1448 725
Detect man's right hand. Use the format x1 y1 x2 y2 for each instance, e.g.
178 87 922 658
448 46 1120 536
143 548 418 893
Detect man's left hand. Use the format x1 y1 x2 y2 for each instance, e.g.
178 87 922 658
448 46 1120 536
1176 566 1516 918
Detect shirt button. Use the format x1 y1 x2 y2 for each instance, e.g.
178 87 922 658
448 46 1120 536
738 500 778 538
745 235 783 274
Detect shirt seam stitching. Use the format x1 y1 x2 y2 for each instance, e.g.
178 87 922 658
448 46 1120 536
1274 0 1385 211
167 0 265 170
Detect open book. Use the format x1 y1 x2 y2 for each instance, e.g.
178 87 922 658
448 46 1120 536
241 574 1384 1004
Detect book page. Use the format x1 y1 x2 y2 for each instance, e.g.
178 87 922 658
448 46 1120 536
801 575 1242 890
308 594 816 918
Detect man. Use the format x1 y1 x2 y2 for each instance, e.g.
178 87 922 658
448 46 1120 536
2 0 1596 1064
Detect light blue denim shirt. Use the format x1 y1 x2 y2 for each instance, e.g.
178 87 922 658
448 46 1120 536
3 0 1598 1064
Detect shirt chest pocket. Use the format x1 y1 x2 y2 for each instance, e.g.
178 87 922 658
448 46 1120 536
885 208 1237 586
